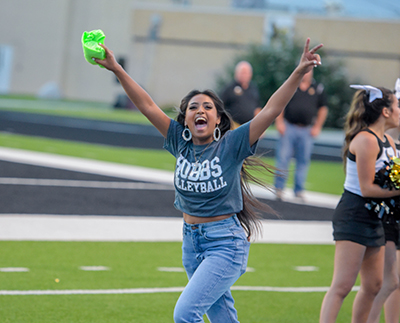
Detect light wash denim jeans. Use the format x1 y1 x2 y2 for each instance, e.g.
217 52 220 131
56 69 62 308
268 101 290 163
173 214 250 323
274 121 314 194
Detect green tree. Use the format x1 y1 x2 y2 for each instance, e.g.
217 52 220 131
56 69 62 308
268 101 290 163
216 38 354 129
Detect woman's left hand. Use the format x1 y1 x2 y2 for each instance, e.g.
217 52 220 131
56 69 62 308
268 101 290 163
94 44 120 72
297 38 323 74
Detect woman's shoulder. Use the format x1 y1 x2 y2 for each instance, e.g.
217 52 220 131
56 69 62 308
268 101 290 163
353 129 378 142
350 130 380 152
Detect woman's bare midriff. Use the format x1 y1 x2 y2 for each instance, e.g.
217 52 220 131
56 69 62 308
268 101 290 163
183 213 233 224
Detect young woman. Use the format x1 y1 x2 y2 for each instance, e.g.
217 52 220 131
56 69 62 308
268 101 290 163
319 85 400 323
367 91 400 323
383 261 400 323
95 38 322 323
380 80 400 323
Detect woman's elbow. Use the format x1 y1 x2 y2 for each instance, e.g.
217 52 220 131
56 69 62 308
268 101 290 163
359 185 376 198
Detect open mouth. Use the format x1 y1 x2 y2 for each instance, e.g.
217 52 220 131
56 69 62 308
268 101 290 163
195 117 207 130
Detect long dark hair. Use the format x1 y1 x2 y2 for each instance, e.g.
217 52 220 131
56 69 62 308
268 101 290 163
176 89 277 240
343 87 394 166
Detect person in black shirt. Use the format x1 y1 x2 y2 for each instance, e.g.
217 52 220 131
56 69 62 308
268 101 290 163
274 68 328 201
220 61 261 128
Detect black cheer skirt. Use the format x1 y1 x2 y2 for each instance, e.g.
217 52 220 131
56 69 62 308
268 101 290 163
382 218 400 248
333 190 385 247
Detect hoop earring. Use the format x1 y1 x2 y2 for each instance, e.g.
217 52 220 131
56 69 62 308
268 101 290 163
182 126 192 141
213 125 221 142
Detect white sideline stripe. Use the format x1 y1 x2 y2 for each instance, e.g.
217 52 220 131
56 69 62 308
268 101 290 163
0 286 360 296
0 214 334 244
0 147 174 184
0 215 184 242
0 177 174 190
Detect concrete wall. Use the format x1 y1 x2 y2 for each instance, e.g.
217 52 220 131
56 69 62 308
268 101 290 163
0 0 71 95
130 5 266 106
1 0 399 107
0 0 265 105
0 0 135 102
295 15 400 90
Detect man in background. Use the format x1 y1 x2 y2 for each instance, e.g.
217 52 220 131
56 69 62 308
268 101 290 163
274 68 328 201
220 61 261 128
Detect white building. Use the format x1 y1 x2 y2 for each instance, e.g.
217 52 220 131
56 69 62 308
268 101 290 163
0 0 399 106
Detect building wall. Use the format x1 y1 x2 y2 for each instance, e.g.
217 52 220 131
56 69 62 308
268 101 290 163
295 16 400 88
0 0 399 107
0 0 135 101
130 6 266 106
0 0 71 95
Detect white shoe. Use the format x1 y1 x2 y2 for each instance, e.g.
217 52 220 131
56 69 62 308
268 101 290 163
294 191 305 202
275 189 283 201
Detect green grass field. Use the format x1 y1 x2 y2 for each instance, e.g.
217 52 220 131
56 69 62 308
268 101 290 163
0 242 360 323
0 99 355 322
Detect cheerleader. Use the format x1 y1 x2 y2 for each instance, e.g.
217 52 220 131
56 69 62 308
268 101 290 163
320 84 400 323
367 80 400 323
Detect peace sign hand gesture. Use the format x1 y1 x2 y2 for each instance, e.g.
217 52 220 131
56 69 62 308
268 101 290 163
297 38 323 74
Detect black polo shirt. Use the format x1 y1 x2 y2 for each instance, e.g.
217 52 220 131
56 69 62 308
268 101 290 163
220 81 260 125
284 81 327 126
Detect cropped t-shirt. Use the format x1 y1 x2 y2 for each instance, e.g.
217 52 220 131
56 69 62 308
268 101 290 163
163 119 258 217
344 129 395 196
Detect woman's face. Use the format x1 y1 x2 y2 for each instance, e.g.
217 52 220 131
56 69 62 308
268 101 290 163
185 94 221 145
387 94 400 129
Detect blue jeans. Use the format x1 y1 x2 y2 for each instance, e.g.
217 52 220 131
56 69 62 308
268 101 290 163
174 215 250 323
274 121 314 194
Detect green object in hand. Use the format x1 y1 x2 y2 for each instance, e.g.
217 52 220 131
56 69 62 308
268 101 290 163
81 29 106 68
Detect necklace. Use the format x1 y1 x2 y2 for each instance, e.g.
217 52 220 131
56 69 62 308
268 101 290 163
193 141 213 166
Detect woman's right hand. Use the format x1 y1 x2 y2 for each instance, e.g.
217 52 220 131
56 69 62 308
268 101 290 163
274 113 286 135
94 44 120 72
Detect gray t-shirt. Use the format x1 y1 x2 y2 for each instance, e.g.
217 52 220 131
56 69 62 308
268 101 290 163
164 119 258 217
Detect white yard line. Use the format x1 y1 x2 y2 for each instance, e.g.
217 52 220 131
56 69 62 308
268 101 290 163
0 285 359 296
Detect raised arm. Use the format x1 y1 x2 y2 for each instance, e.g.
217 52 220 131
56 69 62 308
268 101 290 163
95 44 171 137
249 38 323 145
